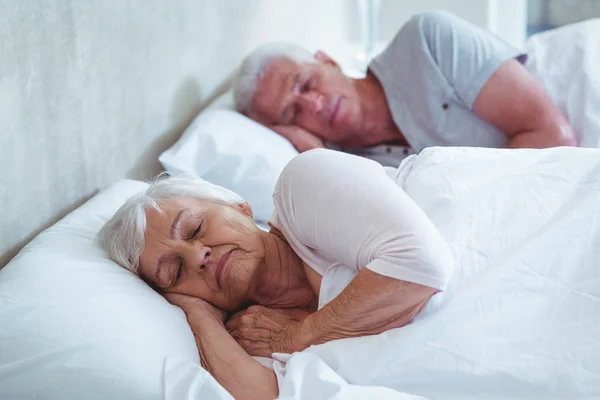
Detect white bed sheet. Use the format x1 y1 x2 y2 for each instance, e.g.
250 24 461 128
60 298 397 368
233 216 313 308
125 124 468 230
269 146 600 399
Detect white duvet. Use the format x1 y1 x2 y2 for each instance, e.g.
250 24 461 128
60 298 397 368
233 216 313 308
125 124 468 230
267 146 600 399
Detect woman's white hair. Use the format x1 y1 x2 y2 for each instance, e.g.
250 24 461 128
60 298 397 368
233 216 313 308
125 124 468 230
233 42 316 115
97 174 244 274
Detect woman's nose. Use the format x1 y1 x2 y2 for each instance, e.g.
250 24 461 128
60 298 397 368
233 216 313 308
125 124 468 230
184 243 212 271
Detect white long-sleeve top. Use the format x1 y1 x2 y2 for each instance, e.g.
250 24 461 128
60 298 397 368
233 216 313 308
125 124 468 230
268 149 455 309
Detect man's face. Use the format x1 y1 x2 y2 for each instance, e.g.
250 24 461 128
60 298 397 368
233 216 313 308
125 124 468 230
247 54 364 146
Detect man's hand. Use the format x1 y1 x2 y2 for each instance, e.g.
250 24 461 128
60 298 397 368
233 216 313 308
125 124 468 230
270 124 326 152
226 305 313 357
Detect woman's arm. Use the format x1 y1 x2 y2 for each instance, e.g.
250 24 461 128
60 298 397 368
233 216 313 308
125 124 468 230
166 294 278 400
297 269 434 346
226 149 454 357
226 270 434 356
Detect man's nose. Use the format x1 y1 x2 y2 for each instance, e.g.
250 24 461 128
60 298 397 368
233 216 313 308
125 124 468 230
298 92 324 114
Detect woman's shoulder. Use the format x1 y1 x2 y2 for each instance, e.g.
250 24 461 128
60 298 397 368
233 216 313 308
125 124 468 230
276 149 384 191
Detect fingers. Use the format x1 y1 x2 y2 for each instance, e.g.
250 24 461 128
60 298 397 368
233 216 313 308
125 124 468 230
270 125 326 152
226 306 259 330
164 294 229 323
234 338 272 358
163 293 196 307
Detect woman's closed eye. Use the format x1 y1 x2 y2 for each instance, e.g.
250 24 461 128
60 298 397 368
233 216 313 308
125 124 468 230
161 257 184 289
174 258 184 285
186 214 206 240
189 222 203 240
183 210 207 241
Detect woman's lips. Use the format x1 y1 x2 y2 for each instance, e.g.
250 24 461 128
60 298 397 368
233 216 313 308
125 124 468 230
216 250 232 287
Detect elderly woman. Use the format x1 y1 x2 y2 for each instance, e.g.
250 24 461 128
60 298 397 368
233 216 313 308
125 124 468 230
99 149 454 399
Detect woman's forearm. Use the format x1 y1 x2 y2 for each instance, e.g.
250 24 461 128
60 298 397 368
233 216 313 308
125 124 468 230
192 316 278 400
297 268 435 347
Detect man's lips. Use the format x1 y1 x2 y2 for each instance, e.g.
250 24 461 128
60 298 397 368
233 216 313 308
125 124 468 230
329 97 341 125
216 250 232 287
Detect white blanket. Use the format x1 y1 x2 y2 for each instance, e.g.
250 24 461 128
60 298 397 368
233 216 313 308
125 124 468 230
271 146 600 399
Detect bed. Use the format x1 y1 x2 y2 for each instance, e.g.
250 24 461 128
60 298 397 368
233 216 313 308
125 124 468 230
2 1 600 399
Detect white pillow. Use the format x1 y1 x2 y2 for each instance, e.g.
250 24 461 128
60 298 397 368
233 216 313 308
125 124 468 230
159 105 299 223
0 180 231 400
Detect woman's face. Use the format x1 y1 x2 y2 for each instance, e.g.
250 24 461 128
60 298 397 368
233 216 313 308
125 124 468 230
138 197 265 311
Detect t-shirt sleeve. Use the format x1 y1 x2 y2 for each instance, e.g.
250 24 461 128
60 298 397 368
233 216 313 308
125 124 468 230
375 11 527 109
271 149 455 291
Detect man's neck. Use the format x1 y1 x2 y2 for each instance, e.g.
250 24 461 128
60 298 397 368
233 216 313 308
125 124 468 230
350 71 407 148
248 231 317 309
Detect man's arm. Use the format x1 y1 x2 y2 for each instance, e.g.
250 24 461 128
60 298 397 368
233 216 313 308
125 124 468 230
418 11 576 148
474 59 576 148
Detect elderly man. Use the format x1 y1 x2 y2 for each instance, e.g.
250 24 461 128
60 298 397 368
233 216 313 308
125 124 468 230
233 11 576 166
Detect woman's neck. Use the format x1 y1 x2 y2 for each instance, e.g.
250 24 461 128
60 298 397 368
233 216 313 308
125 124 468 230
248 231 317 309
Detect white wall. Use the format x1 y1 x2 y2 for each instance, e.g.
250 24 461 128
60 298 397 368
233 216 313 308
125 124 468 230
378 0 527 46
488 0 527 46
0 0 357 267
528 0 600 28
527 0 547 26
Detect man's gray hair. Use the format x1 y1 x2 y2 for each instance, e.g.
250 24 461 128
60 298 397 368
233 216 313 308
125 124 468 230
98 174 244 274
233 42 316 115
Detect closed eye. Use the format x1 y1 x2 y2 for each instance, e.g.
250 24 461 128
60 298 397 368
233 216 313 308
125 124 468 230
187 220 204 241
166 257 183 288
174 258 183 284
291 104 300 124
300 78 312 93
191 222 203 239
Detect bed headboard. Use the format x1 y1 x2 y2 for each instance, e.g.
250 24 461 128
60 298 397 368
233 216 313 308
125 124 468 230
0 0 356 267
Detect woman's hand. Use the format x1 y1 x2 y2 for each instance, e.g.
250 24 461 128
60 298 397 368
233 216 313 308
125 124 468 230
164 293 228 326
165 295 279 400
226 305 313 357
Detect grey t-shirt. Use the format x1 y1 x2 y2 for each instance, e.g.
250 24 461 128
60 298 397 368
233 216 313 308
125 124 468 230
339 11 527 167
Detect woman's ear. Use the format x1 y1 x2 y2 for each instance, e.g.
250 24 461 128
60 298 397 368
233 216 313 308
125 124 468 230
237 202 253 219
314 50 341 71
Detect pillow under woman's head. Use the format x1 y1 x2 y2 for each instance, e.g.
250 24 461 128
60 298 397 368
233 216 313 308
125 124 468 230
0 180 230 399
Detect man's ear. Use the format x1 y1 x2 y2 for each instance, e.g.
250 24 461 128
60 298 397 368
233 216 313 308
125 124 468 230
315 50 341 71
237 202 253 219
